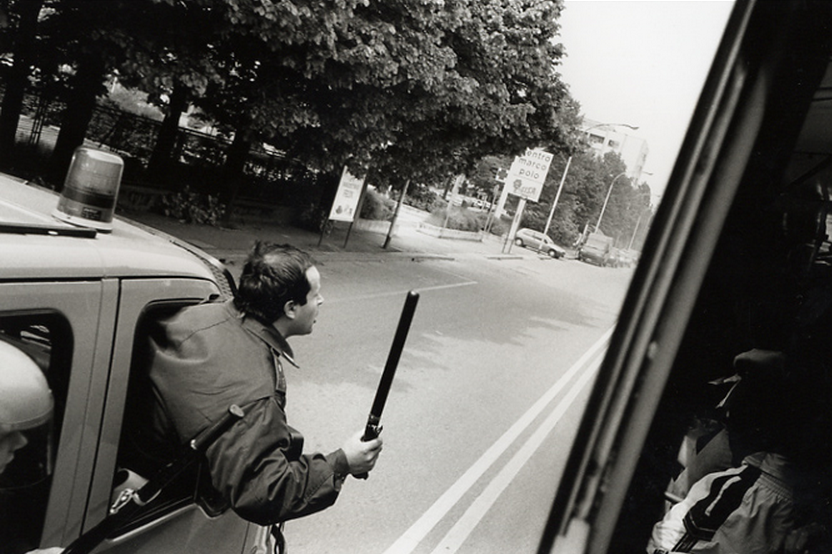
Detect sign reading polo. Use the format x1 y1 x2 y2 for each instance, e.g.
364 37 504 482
506 149 553 203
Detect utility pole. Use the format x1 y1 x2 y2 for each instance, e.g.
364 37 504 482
542 155 571 239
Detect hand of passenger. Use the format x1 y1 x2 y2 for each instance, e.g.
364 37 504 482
784 522 827 554
341 430 383 475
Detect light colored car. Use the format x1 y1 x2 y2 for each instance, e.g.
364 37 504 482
0 167 254 553
514 228 566 258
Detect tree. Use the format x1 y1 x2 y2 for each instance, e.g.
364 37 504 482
517 147 639 246
34 0 221 184
186 0 580 213
2 0 580 215
364 0 581 190
37 0 159 185
0 0 44 168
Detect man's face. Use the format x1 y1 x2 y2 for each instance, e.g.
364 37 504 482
0 430 27 474
289 266 323 337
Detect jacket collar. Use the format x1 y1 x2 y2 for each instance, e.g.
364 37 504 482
226 301 300 368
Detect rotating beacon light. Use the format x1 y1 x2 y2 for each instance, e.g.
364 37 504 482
53 147 124 232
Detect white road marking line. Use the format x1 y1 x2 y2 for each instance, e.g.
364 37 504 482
418 281 478 292
429 355 602 554
327 282 477 304
382 328 613 554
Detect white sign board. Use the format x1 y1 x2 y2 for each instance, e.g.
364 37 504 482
329 167 365 222
505 148 553 203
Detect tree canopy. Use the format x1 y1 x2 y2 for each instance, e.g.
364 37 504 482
0 0 653 247
0 0 579 186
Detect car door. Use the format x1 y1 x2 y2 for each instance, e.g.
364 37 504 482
0 279 114 551
80 277 255 554
540 1 832 552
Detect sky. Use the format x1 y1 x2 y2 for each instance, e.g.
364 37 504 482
556 0 735 202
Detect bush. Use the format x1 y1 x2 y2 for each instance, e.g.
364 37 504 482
160 187 226 225
425 205 509 237
426 206 483 232
360 188 395 220
294 202 331 233
406 184 442 212
487 216 508 237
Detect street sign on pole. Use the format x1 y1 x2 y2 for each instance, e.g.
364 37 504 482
505 148 554 203
329 166 365 222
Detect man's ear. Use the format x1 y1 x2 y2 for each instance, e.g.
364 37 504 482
283 300 297 320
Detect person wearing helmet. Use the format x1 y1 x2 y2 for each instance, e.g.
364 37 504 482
0 340 63 554
0 341 53 473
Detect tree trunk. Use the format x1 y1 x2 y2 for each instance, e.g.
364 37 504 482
147 83 189 179
47 52 106 188
383 179 410 249
0 0 44 168
219 130 251 225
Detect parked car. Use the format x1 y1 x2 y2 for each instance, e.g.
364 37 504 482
606 247 624 268
0 161 254 553
514 228 566 258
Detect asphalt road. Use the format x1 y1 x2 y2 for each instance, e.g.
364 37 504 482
277 246 633 553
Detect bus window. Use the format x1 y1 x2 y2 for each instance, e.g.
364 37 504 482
545 3 832 552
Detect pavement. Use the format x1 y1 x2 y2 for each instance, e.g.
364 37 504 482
125 211 567 271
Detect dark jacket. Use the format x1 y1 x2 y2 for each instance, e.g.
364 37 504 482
147 300 349 525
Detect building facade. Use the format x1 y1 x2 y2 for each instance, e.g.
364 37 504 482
581 118 649 182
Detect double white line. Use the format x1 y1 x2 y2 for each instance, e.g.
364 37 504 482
383 328 613 554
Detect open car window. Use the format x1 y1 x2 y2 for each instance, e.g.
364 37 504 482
112 299 228 537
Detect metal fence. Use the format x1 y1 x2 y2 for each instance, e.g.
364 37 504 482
13 92 325 210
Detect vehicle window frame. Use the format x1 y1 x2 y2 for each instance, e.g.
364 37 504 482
0 310 73 554
541 1 832 552
0 280 114 549
84 277 221 543
110 298 220 536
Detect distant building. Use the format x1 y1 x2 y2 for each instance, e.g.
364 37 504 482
581 118 649 182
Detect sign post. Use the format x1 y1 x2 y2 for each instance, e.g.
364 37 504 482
320 167 365 247
329 167 365 222
502 149 553 253
506 148 553 203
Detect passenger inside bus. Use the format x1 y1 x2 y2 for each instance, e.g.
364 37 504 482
646 349 830 553
579 156 832 552
630 180 832 554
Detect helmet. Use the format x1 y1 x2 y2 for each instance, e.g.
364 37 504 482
0 340 53 434
0 341 54 548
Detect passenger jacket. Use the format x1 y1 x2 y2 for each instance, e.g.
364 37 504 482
146 300 349 525
647 452 796 554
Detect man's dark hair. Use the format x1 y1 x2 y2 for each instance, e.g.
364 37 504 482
234 242 316 323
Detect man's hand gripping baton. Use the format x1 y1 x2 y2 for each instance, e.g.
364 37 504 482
356 290 419 479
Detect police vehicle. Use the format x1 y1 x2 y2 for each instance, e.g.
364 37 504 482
0 149 248 553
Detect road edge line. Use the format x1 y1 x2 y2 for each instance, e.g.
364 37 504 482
381 327 614 554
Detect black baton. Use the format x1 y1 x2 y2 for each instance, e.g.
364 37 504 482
356 290 419 479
